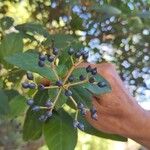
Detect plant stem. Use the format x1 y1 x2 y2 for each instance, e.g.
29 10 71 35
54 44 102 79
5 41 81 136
39 106 51 110
63 59 83 85
70 56 74 65
51 88 62 110
44 85 58 89
64 79 88 88
52 67 59 80
69 96 77 107
75 110 79 121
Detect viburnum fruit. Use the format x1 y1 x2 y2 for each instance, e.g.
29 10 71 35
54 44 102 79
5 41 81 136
22 41 106 129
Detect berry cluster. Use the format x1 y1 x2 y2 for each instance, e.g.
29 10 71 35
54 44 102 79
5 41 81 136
22 45 107 131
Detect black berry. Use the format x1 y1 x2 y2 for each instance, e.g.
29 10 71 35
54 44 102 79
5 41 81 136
91 113 97 120
38 84 45 90
82 52 89 60
77 122 84 131
75 52 81 58
26 71 34 80
90 107 97 120
39 115 47 122
79 75 85 81
53 47 59 55
38 60 45 67
26 99 34 106
91 67 97 75
89 77 95 83
86 65 92 73
39 53 46 61
48 55 55 62
68 48 74 55
90 107 97 114
65 90 72 97
32 105 40 112
22 82 29 89
45 100 53 107
68 75 75 82
97 81 106 88
77 103 84 109
28 83 36 89
55 80 63 87
80 108 86 116
73 120 79 128
45 111 52 118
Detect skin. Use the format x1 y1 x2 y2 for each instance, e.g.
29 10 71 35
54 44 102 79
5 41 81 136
81 63 150 149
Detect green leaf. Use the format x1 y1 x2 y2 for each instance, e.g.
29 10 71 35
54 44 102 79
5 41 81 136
48 89 67 109
43 109 77 150
0 16 14 30
5 52 57 80
42 34 76 49
72 68 111 95
15 23 49 37
83 75 111 95
23 90 49 141
78 114 127 142
70 85 92 108
91 4 122 16
70 13 84 31
0 89 9 116
4 89 19 102
0 33 23 59
9 95 26 118
56 65 68 77
72 68 87 78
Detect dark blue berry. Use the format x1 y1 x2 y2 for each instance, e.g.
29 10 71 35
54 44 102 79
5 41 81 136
26 71 34 80
38 84 45 90
86 65 92 73
79 75 85 81
97 81 106 88
32 105 40 112
80 108 86 116
77 122 84 131
38 60 45 67
65 90 72 97
91 67 97 75
22 82 29 89
90 107 97 120
48 55 55 62
39 53 46 61
68 48 74 55
90 107 97 114
28 83 36 89
45 100 53 107
89 77 95 83
91 113 97 120
82 52 89 60
73 120 79 128
26 99 34 106
45 111 52 118
75 52 81 58
55 80 63 87
77 103 84 109
68 75 75 82
38 115 47 122
53 47 59 55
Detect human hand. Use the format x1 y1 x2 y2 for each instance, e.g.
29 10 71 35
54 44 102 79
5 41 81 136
80 63 149 141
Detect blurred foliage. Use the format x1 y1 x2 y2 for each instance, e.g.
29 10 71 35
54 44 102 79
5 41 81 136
0 0 150 149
